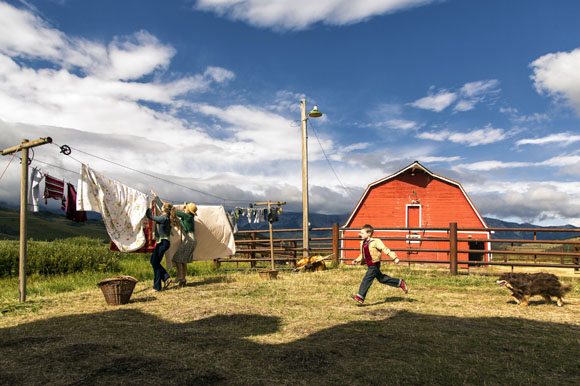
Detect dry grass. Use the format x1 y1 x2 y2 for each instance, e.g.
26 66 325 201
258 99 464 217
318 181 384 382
1 264 580 385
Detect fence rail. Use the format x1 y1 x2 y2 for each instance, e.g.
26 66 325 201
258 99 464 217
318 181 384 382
215 223 580 273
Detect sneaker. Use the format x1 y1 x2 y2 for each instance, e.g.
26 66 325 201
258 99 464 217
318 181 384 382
350 294 364 304
400 279 408 294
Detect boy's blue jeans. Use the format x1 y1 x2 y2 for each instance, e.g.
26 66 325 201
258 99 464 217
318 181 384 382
150 239 171 290
358 263 401 299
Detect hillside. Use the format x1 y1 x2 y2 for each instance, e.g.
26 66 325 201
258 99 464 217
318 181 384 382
483 217 580 240
0 206 108 241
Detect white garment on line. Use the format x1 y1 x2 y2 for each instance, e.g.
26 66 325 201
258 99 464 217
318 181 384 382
28 167 44 212
76 164 148 252
165 205 236 269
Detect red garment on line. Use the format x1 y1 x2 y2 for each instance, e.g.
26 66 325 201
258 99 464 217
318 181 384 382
65 183 87 223
44 174 65 210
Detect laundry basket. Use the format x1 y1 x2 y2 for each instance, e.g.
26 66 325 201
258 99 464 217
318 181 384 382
97 276 139 305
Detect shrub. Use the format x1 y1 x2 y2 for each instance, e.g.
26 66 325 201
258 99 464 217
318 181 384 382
0 237 121 277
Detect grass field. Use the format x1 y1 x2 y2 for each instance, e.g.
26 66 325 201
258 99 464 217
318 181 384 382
1 261 579 385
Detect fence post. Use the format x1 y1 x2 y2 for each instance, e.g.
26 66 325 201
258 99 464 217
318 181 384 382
449 222 458 275
332 223 339 264
250 232 256 268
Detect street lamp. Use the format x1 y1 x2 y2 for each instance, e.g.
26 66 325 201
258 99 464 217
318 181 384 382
300 98 323 258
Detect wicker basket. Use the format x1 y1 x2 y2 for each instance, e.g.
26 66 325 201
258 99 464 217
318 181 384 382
258 269 278 280
97 276 138 305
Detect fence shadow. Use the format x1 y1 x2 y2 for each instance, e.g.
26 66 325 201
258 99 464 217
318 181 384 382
1 309 579 385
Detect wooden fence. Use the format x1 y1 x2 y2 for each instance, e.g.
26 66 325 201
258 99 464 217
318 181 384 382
215 223 580 274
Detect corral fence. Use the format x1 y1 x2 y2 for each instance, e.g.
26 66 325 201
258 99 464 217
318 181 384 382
215 223 580 274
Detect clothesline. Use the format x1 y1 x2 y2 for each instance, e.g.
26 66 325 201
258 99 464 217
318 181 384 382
50 142 249 204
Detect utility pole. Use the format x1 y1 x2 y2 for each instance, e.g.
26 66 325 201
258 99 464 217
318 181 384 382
299 99 323 258
2 137 53 302
300 99 310 258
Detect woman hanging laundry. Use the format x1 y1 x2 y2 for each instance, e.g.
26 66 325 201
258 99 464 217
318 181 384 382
146 191 179 291
172 202 198 286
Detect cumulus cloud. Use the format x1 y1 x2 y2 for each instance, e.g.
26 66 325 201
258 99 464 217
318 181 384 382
0 2 370 214
417 125 507 146
531 47 580 115
471 183 580 225
194 0 437 31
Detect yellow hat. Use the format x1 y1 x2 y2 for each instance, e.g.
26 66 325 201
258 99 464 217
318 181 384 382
185 202 198 214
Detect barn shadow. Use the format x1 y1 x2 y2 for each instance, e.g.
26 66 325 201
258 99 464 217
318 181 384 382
1 309 579 385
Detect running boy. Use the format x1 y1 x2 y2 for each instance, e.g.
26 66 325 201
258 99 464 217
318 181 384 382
350 224 408 304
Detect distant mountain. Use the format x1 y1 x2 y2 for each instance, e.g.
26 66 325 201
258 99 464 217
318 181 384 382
483 217 580 240
236 211 349 232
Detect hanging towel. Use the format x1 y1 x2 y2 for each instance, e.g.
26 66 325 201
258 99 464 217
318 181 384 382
28 167 44 212
164 205 236 269
76 164 148 252
44 174 65 210
65 183 87 223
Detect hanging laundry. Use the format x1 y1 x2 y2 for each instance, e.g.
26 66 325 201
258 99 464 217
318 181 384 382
227 210 239 233
28 167 44 212
44 174 65 210
76 164 148 252
109 218 156 253
65 183 87 223
164 205 236 269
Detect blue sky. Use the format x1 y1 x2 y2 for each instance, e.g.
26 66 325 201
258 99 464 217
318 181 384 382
2 0 580 225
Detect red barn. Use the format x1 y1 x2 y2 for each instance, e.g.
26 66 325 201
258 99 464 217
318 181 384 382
342 161 490 264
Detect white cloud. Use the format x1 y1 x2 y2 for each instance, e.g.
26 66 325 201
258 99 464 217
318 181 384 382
453 160 530 171
539 155 580 167
460 79 499 97
500 106 550 123
516 133 580 146
419 156 461 163
417 125 507 146
470 182 580 225
411 79 499 113
531 47 580 115
383 118 421 130
194 0 437 31
453 99 477 112
409 89 457 112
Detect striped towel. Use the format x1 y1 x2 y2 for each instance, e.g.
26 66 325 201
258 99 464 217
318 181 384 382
44 174 65 210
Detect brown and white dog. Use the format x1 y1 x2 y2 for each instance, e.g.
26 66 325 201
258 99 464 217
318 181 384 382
496 272 572 306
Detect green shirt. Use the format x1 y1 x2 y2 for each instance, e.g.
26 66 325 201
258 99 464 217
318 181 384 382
176 210 195 233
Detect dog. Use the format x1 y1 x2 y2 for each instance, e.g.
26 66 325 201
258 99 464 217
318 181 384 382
496 272 572 307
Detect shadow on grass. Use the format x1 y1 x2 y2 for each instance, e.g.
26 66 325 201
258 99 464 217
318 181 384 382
0 309 579 385
128 297 157 304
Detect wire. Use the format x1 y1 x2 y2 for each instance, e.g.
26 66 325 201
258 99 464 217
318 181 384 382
308 121 358 201
49 142 247 204
28 157 79 175
0 152 17 180
308 120 371 219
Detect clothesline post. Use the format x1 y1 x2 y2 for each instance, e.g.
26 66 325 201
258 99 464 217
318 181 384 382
2 137 53 302
253 200 286 277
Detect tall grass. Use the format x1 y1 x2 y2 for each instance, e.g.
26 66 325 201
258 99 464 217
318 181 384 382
0 237 121 276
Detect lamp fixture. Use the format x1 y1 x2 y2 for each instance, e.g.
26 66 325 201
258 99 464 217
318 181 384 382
308 106 322 118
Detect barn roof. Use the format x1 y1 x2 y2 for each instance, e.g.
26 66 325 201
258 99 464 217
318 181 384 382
344 161 489 228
